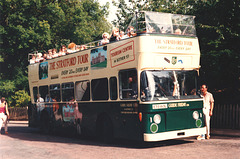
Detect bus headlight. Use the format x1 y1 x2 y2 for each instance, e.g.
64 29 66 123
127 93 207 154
153 114 161 124
192 111 199 120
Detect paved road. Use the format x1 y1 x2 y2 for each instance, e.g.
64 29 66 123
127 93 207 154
0 121 240 159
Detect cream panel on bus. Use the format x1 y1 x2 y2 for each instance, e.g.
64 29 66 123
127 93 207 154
138 36 200 69
138 36 201 55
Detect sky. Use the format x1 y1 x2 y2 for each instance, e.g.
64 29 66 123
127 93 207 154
98 0 118 22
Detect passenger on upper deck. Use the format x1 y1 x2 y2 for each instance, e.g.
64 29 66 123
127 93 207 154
174 28 182 35
99 32 110 45
30 55 36 64
126 26 136 38
47 49 53 59
80 45 86 50
35 53 44 63
52 48 59 58
110 27 120 42
68 42 76 53
58 45 67 56
43 53 47 60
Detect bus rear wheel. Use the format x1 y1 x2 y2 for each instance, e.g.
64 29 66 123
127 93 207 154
97 116 114 143
76 120 81 136
40 112 50 134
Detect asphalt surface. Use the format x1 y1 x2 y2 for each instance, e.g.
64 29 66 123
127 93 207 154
0 121 240 159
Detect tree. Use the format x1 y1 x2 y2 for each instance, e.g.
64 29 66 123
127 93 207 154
0 0 111 106
112 0 240 103
190 0 240 103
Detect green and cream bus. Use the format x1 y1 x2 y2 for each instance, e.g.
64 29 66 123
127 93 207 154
28 11 206 142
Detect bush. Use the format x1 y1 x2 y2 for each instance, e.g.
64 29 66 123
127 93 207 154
11 90 30 107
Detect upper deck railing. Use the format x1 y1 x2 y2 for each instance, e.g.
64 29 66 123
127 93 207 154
28 11 196 64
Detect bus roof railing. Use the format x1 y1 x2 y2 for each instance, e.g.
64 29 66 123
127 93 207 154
28 11 197 64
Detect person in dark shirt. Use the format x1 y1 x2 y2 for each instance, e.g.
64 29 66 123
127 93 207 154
109 27 120 42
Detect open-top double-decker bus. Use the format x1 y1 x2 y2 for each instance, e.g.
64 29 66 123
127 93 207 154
28 11 206 142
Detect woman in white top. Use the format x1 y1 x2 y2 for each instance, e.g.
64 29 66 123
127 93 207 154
58 45 67 56
100 32 110 45
52 48 59 58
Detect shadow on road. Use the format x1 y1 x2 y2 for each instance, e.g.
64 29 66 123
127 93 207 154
4 121 194 149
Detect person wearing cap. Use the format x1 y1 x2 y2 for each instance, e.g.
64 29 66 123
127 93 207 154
99 32 110 45
0 97 9 135
35 53 44 62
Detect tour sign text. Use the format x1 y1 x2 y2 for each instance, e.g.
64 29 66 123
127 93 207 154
49 54 88 71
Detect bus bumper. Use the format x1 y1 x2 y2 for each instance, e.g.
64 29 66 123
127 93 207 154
144 127 206 142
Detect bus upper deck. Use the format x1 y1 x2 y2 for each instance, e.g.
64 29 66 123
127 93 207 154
28 11 197 64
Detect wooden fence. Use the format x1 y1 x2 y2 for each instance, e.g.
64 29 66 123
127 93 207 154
211 104 240 129
9 107 28 120
7 104 240 129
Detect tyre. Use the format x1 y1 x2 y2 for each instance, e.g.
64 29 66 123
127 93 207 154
97 115 114 143
76 119 82 136
40 112 50 134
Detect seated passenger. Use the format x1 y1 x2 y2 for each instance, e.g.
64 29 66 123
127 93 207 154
128 76 138 98
174 28 182 35
58 45 67 56
47 49 53 59
99 32 110 45
30 55 36 64
119 31 128 40
35 53 44 63
68 42 76 53
52 48 59 58
126 26 136 38
43 53 47 60
80 45 86 50
109 27 120 42
75 45 81 51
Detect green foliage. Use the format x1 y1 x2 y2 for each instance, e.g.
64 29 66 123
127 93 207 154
0 0 111 107
11 90 31 107
0 80 16 97
113 0 240 103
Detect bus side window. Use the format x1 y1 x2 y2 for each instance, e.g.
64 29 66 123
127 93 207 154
39 85 49 102
62 82 74 102
91 78 108 100
75 81 90 101
110 77 117 100
119 69 137 99
50 84 61 102
33 87 38 103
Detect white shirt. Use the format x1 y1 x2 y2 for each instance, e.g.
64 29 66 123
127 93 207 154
202 92 214 110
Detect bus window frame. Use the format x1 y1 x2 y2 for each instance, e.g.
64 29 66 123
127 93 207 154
39 85 49 103
49 84 61 102
91 78 109 101
61 82 75 102
119 69 138 100
109 76 118 100
33 86 38 103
